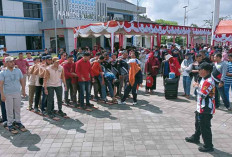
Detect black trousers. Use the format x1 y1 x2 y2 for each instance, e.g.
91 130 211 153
34 86 42 109
121 80 139 102
193 112 213 148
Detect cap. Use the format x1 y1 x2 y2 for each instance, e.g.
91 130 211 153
42 56 46 60
165 54 173 61
52 57 60 63
184 53 192 56
199 62 213 72
5 56 14 62
46 55 52 60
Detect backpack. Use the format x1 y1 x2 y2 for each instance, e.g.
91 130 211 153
146 76 153 87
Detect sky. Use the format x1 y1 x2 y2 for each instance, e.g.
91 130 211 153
127 0 232 27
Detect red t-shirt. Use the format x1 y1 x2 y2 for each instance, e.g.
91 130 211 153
75 58 93 82
14 59 29 74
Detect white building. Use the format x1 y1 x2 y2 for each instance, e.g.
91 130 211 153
0 0 148 54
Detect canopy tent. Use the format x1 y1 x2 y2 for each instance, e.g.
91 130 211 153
73 20 211 52
213 20 232 43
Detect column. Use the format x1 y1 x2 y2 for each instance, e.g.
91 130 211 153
211 0 220 45
150 35 154 50
110 33 114 53
157 34 161 47
64 29 75 54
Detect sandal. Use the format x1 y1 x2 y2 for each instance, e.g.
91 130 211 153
8 125 18 134
14 123 27 132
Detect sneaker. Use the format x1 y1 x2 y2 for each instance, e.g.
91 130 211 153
198 146 214 152
57 110 67 117
48 114 55 119
41 111 47 116
3 121 7 127
80 105 87 110
117 100 126 105
132 102 137 105
185 136 200 144
86 103 94 107
27 107 33 111
34 108 40 113
227 107 232 111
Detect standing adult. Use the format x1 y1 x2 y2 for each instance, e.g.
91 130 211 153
75 53 93 110
117 51 129 97
63 55 76 105
14 52 29 93
212 53 231 110
224 54 232 104
25 52 34 66
118 59 143 105
181 53 193 98
0 56 27 134
145 52 160 93
44 57 67 118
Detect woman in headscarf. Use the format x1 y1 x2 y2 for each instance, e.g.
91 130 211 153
145 52 160 94
181 53 194 98
117 59 143 105
139 50 146 74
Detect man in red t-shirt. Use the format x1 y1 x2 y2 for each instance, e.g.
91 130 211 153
75 53 93 110
59 52 67 66
63 55 77 105
14 52 30 92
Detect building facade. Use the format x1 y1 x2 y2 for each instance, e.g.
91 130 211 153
0 0 147 54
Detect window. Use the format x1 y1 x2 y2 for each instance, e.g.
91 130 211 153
0 36 5 47
26 36 42 50
0 0 3 16
23 2 41 18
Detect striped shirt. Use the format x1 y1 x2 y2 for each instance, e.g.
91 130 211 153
25 58 34 66
225 61 232 84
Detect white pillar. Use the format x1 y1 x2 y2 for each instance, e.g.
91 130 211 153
64 29 75 54
211 0 220 45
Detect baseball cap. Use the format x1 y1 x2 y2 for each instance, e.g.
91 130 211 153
52 57 60 63
46 55 52 60
5 56 14 62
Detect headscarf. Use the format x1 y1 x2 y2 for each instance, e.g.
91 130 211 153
129 62 141 86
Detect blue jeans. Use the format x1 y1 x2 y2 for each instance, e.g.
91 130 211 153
78 81 91 106
105 78 114 98
224 83 232 103
183 76 192 95
98 75 107 100
215 83 230 108
41 87 47 112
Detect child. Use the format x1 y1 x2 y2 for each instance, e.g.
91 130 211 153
146 72 154 93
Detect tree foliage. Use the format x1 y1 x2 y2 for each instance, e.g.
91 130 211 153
155 19 178 26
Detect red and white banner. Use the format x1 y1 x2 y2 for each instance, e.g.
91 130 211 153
73 21 211 38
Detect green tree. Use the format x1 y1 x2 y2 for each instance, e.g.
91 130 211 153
155 19 178 26
190 23 198 27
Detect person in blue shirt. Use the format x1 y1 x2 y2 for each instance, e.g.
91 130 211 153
0 56 27 134
224 54 232 104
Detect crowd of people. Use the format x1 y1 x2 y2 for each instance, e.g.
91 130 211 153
0 43 232 152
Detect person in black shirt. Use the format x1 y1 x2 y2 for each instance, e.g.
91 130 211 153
200 50 211 63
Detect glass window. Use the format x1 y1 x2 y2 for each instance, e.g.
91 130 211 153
0 0 3 16
0 36 5 47
26 36 42 50
23 2 41 18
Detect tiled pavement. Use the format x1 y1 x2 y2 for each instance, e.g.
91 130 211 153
0 76 232 157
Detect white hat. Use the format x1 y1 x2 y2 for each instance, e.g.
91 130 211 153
165 54 173 61
5 56 14 62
